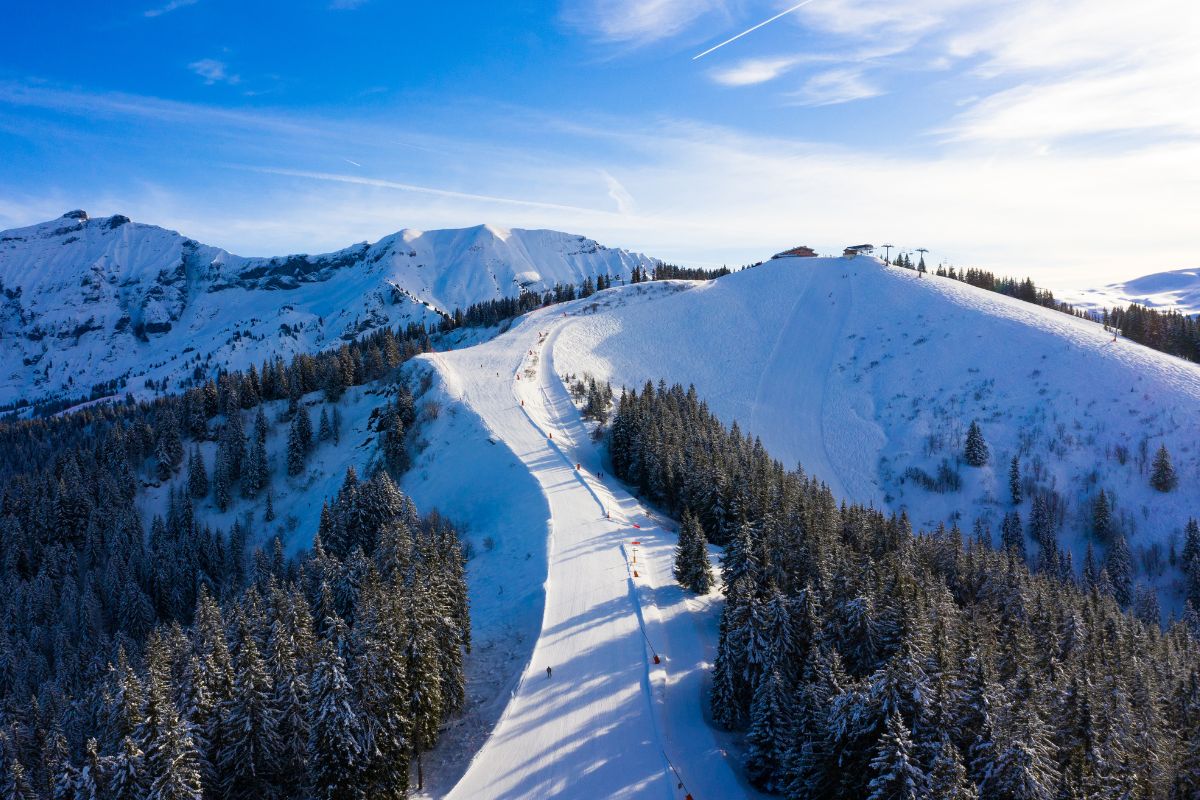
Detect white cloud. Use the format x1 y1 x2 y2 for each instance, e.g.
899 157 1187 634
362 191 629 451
709 56 801 86
788 0 1200 146
144 0 198 18
2 80 1197 285
562 0 729 46
789 68 880 106
600 170 636 214
188 59 240 86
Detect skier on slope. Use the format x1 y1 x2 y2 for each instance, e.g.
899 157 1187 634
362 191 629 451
546 666 552 679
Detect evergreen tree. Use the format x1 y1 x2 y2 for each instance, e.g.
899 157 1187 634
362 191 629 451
307 637 364 800
1009 456 1021 505
927 735 977 800
1184 519 1200 610
964 421 989 467
673 510 713 593
287 408 313 477
242 434 268 499
745 667 790 790
1001 512 1025 559
217 617 282 799
867 712 927 800
1105 534 1133 606
187 445 209 499
1092 490 1112 542
318 408 333 443
1151 444 1178 491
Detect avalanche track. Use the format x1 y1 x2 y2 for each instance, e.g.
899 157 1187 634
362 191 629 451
426 288 747 799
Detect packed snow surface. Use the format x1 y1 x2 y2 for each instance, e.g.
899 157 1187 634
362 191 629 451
414 288 750 798
0 212 655 408
552 257 1200 598
402 256 1200 796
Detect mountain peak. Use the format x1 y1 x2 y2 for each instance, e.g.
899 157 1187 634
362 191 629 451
0 214 658 410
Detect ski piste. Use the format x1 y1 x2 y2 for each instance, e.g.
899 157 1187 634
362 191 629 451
426 295 747 799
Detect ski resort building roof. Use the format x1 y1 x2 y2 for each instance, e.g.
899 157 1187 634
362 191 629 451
772 245 818 259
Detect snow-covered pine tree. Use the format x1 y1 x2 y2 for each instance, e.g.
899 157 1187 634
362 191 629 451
318 407 333 443
927 734 977 800
1184 519 1200 609
1009 456 1021 505
216 615 282 800
187 445 209 499
673 510 713 593
241 434 268 499
1001 511 1024 559
745 667 791 790
306 635 363 800
1105 534 1133 606
351 581 410 799
867 711 928 800
404 585 444 792
286 408 313 477
964 421 989 467
1151 443 1178 492
331 406 343 445
1092 489 1112 543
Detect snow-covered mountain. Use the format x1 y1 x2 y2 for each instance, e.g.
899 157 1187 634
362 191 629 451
542 256 1200 600
0 210 656 409
1067 266 1200 314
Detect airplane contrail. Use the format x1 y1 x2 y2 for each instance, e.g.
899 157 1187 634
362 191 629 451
693 0 816 60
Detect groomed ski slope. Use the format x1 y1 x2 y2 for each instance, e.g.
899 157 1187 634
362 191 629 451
554 257 1200 580
423 285 748 799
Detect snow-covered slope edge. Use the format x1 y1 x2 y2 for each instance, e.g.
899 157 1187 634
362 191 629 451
553 256 1200 607
0 211 657 409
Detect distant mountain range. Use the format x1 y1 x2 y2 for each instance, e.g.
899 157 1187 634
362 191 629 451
0 211 656 409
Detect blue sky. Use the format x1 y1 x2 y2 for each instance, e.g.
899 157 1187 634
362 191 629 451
1 0 1197 285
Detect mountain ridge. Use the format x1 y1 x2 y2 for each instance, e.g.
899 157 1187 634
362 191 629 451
0 210 657 409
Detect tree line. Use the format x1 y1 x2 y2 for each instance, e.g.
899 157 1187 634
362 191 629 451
609 380 1200 798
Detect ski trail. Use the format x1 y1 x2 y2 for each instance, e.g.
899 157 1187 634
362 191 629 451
436 303 747 799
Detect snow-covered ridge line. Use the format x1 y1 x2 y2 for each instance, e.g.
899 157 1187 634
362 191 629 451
0 211 658 409
551 256 1200 611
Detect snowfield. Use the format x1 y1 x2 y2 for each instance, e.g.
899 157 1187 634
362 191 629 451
550 257 1200 600
401 256 1200 797
410 287 753 798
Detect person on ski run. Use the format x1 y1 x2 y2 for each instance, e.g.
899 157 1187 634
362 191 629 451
546 666 552 679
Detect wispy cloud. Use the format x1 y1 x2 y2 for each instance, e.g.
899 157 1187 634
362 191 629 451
189 58 240 86
561 0 729 46
709 56 801 87
329 0 370 8
144 0 198 18
2 78 1197 284
789 68 879 106
245 167 622 217
600 170 636 214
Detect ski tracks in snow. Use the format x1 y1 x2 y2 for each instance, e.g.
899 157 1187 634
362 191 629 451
435 306 748 799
